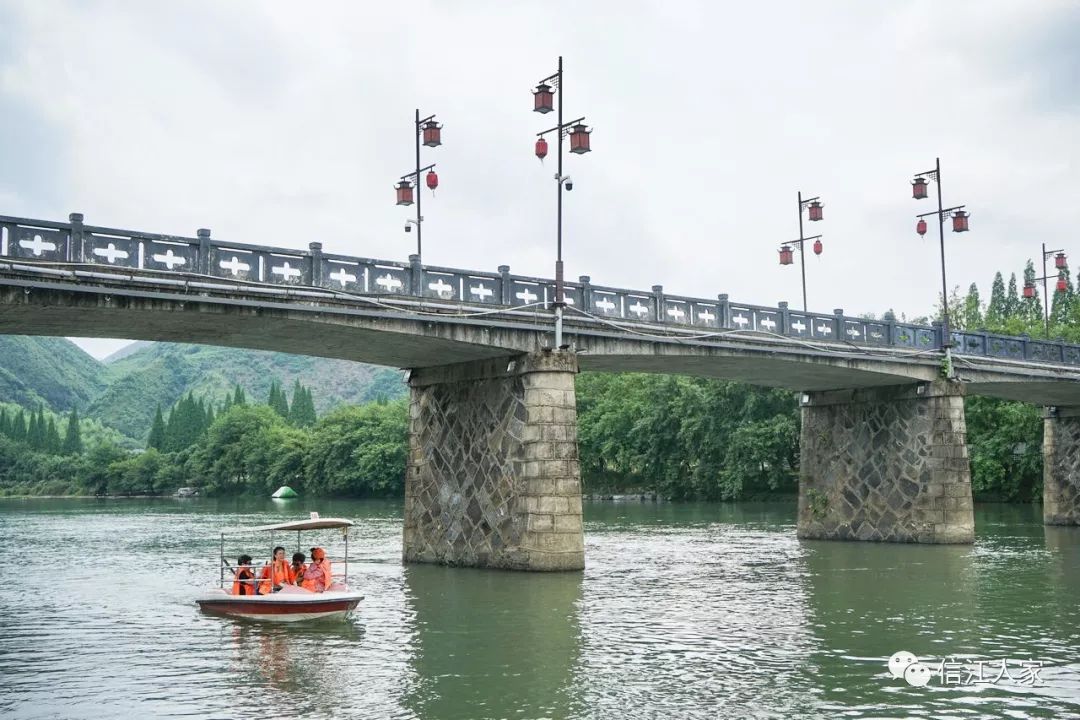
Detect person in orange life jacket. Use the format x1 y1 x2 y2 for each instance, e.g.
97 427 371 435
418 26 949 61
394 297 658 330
258 546 294 594
232 555 257 596
290 551 307 586
301 547 331 592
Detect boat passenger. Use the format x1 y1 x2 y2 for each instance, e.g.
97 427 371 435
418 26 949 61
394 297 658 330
301 547 331 593
232 554 258 596
290 552 307 585
258 546 295 594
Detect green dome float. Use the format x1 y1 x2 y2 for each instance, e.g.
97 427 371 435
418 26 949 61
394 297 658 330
271 486 299 499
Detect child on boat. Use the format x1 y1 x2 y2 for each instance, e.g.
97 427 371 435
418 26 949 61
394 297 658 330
231 555 257 595
290 551 307 586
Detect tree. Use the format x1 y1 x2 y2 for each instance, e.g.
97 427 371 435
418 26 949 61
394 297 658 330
232 385 247 406
268 380 289 418
147 405 167 450
985 272 1007 330
959 283 983 331
10 411 27 443
304 402 407 496
1005 272 1020 321
1051 267 1075 331
288 381 317 427
1019 260 1043 330
62 410 83 455
27 407 44 450
45 418 61 454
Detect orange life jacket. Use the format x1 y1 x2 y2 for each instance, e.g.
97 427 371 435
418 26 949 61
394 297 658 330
258 559 295 594
232 567 256 596
301 559 331 592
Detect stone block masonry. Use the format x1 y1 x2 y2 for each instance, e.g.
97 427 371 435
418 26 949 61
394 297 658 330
797 380 974 544
403 350 585 571
1044 406 1080 525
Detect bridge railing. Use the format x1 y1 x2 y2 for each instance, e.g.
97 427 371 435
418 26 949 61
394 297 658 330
2 212 1079 367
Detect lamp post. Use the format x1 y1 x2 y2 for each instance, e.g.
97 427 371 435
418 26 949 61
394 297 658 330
912 157 968 377
532 56 592 349
1023 244 1068 338
395 109 442 260
778 192 824 311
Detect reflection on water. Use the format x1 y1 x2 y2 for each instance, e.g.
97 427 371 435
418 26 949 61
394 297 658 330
0 498 1078 719
403 565 584 719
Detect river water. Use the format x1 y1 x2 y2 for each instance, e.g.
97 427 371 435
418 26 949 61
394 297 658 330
1 498 1078 719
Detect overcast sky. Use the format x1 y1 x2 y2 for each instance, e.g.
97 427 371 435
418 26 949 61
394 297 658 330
2 1 1078 360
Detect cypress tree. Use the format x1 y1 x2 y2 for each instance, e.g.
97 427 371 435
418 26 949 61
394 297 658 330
1005 273 1020 321
205 405 215 427
268 380 289 418
960 283 983 330
45 418 61 454
27 407 43 450
11 410 27 443
62 409 83 455
147 405 167 450
288 384 317 427
1051 267 1075 329
233 385 247 406
985 272 1007 330
0 408 9 438
1021 260 1043 329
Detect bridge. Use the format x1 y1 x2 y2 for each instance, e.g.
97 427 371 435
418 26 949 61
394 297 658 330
2 212 1079 570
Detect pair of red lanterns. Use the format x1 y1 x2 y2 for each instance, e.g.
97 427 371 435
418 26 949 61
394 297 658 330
778 200 824 265
914 211 969 236
395 170 438 207
1023 253 1070 296
778 237 823 265
912 176 969 234
532 82 592 158
395 119 442 206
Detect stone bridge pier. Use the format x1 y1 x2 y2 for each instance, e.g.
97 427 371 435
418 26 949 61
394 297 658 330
797 381 975 544
1043 406 1080 525
403 350 585 571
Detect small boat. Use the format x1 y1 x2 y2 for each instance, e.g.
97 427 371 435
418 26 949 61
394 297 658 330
271 485 299 499
196 514 363 622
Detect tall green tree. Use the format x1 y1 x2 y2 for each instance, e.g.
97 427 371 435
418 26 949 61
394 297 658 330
1020 260 1043 331
45 418 61 454
1051 267 1075 331
147 405 167 450
960 283 983 330
268 380 290 418
288 382 317 427
985 272 1007 330
0 408 9 438
10 410 26 443
62 409 83 455
1005 272 1020 321
232 385 247 407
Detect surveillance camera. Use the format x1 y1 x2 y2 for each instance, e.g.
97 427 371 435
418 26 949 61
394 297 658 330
404 223 412 233
564 178 573 191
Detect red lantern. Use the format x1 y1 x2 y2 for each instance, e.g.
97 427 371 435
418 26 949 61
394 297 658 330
395 180 414 206
952 210 970 233
1023 282 1035 299
1056 252 1068 270
779 245 794 265
568 123 591 154
807 201 823 222
912 177 929 200
535 137 548 160
916 218 927 236
426 169 438 191
533 83 554 114
422 121 442 147
813 239 823 255
1058 274 1068 293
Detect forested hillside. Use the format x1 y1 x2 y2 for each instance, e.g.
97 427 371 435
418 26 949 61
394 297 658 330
0 337 111 411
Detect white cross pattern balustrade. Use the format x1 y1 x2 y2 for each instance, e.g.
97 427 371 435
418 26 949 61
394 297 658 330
594 297 616 313
19 234 56 257
515 288 539 304
732 314 750 328
628 301 649 318
219 256 251 276
329 268 357 287
697 309 716 324
152 249 186 270
428 279 454 298
468 283 493 301
271 262 302 281
666 306 686 322
375 274 404 292
92 243 129 264
791 320 807 334
816 323 833 336
760 317 777 331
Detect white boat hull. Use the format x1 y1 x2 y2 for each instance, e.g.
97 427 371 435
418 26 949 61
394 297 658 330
196 587 362 622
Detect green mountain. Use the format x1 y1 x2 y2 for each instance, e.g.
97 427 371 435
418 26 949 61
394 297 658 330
0 336 112 411
90 342 406 440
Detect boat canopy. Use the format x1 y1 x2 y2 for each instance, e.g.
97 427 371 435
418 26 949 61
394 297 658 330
220 517 354 535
